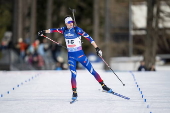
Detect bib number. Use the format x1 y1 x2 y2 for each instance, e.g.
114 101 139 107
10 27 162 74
67 40 74 44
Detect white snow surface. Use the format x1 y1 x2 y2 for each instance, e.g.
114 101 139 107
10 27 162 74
0 70 170 113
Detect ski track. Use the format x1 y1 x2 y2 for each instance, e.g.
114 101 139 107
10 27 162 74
0 70 170 113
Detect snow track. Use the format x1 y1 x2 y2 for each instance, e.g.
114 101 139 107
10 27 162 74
0 70 169 113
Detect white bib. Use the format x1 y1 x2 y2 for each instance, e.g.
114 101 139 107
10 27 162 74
65 36 82 52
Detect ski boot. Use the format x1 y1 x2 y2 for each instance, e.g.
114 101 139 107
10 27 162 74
72 88 78 100
99 81 112 93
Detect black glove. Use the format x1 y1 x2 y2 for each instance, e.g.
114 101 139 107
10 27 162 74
95 47 102 56
38 30 45 36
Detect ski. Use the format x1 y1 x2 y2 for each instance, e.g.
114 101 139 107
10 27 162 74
70 99 77 104
101 90 130 100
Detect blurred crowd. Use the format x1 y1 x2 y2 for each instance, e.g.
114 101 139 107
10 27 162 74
0 36 156 71
0 36 68 70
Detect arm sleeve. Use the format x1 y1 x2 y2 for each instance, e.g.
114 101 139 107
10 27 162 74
76 27 94 43
49 27 65 34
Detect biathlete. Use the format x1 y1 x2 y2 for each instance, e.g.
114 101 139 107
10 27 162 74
38 16 113 100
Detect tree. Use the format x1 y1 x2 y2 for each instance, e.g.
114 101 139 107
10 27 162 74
13 0 23 43
158 0 170 53
22 0 31 41
93 0 99 45
46 0 53 38
0 0 12 42
144 0 160 69
104 0 111 70
30 0 37 43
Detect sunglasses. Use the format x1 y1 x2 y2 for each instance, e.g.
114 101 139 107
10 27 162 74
67 21 74 24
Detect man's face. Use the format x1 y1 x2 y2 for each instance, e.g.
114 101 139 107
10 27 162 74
141 62 145 66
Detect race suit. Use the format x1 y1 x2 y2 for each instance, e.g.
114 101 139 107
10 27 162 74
49 26 103 88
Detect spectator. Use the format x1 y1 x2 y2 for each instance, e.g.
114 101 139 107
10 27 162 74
31 52 45 70
138 61 147 71
55 62 63 70
25 52 33 65
50 43 62 62
28 39 40 54
16 38 28 61
37 38 49 69
149 64 156 71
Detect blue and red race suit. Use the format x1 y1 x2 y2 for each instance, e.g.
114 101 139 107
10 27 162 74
49 26 103 88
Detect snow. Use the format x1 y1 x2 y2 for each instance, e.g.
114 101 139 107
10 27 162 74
0 70 170 113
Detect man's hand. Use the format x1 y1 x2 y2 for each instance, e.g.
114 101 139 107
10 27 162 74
95 47 102 56
38 30 45 36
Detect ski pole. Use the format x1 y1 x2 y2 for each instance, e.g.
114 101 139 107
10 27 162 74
41 35 67 49
69 8 77 26
98 55 125 86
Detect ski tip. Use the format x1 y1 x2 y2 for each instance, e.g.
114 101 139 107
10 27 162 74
123 84 125 86
70 101 74 104
70 100 77 104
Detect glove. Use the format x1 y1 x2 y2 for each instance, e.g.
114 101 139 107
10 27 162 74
95 47 102 56
38 30 45 36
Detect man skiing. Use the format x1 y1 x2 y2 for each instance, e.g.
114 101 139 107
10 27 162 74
38 16 112 101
